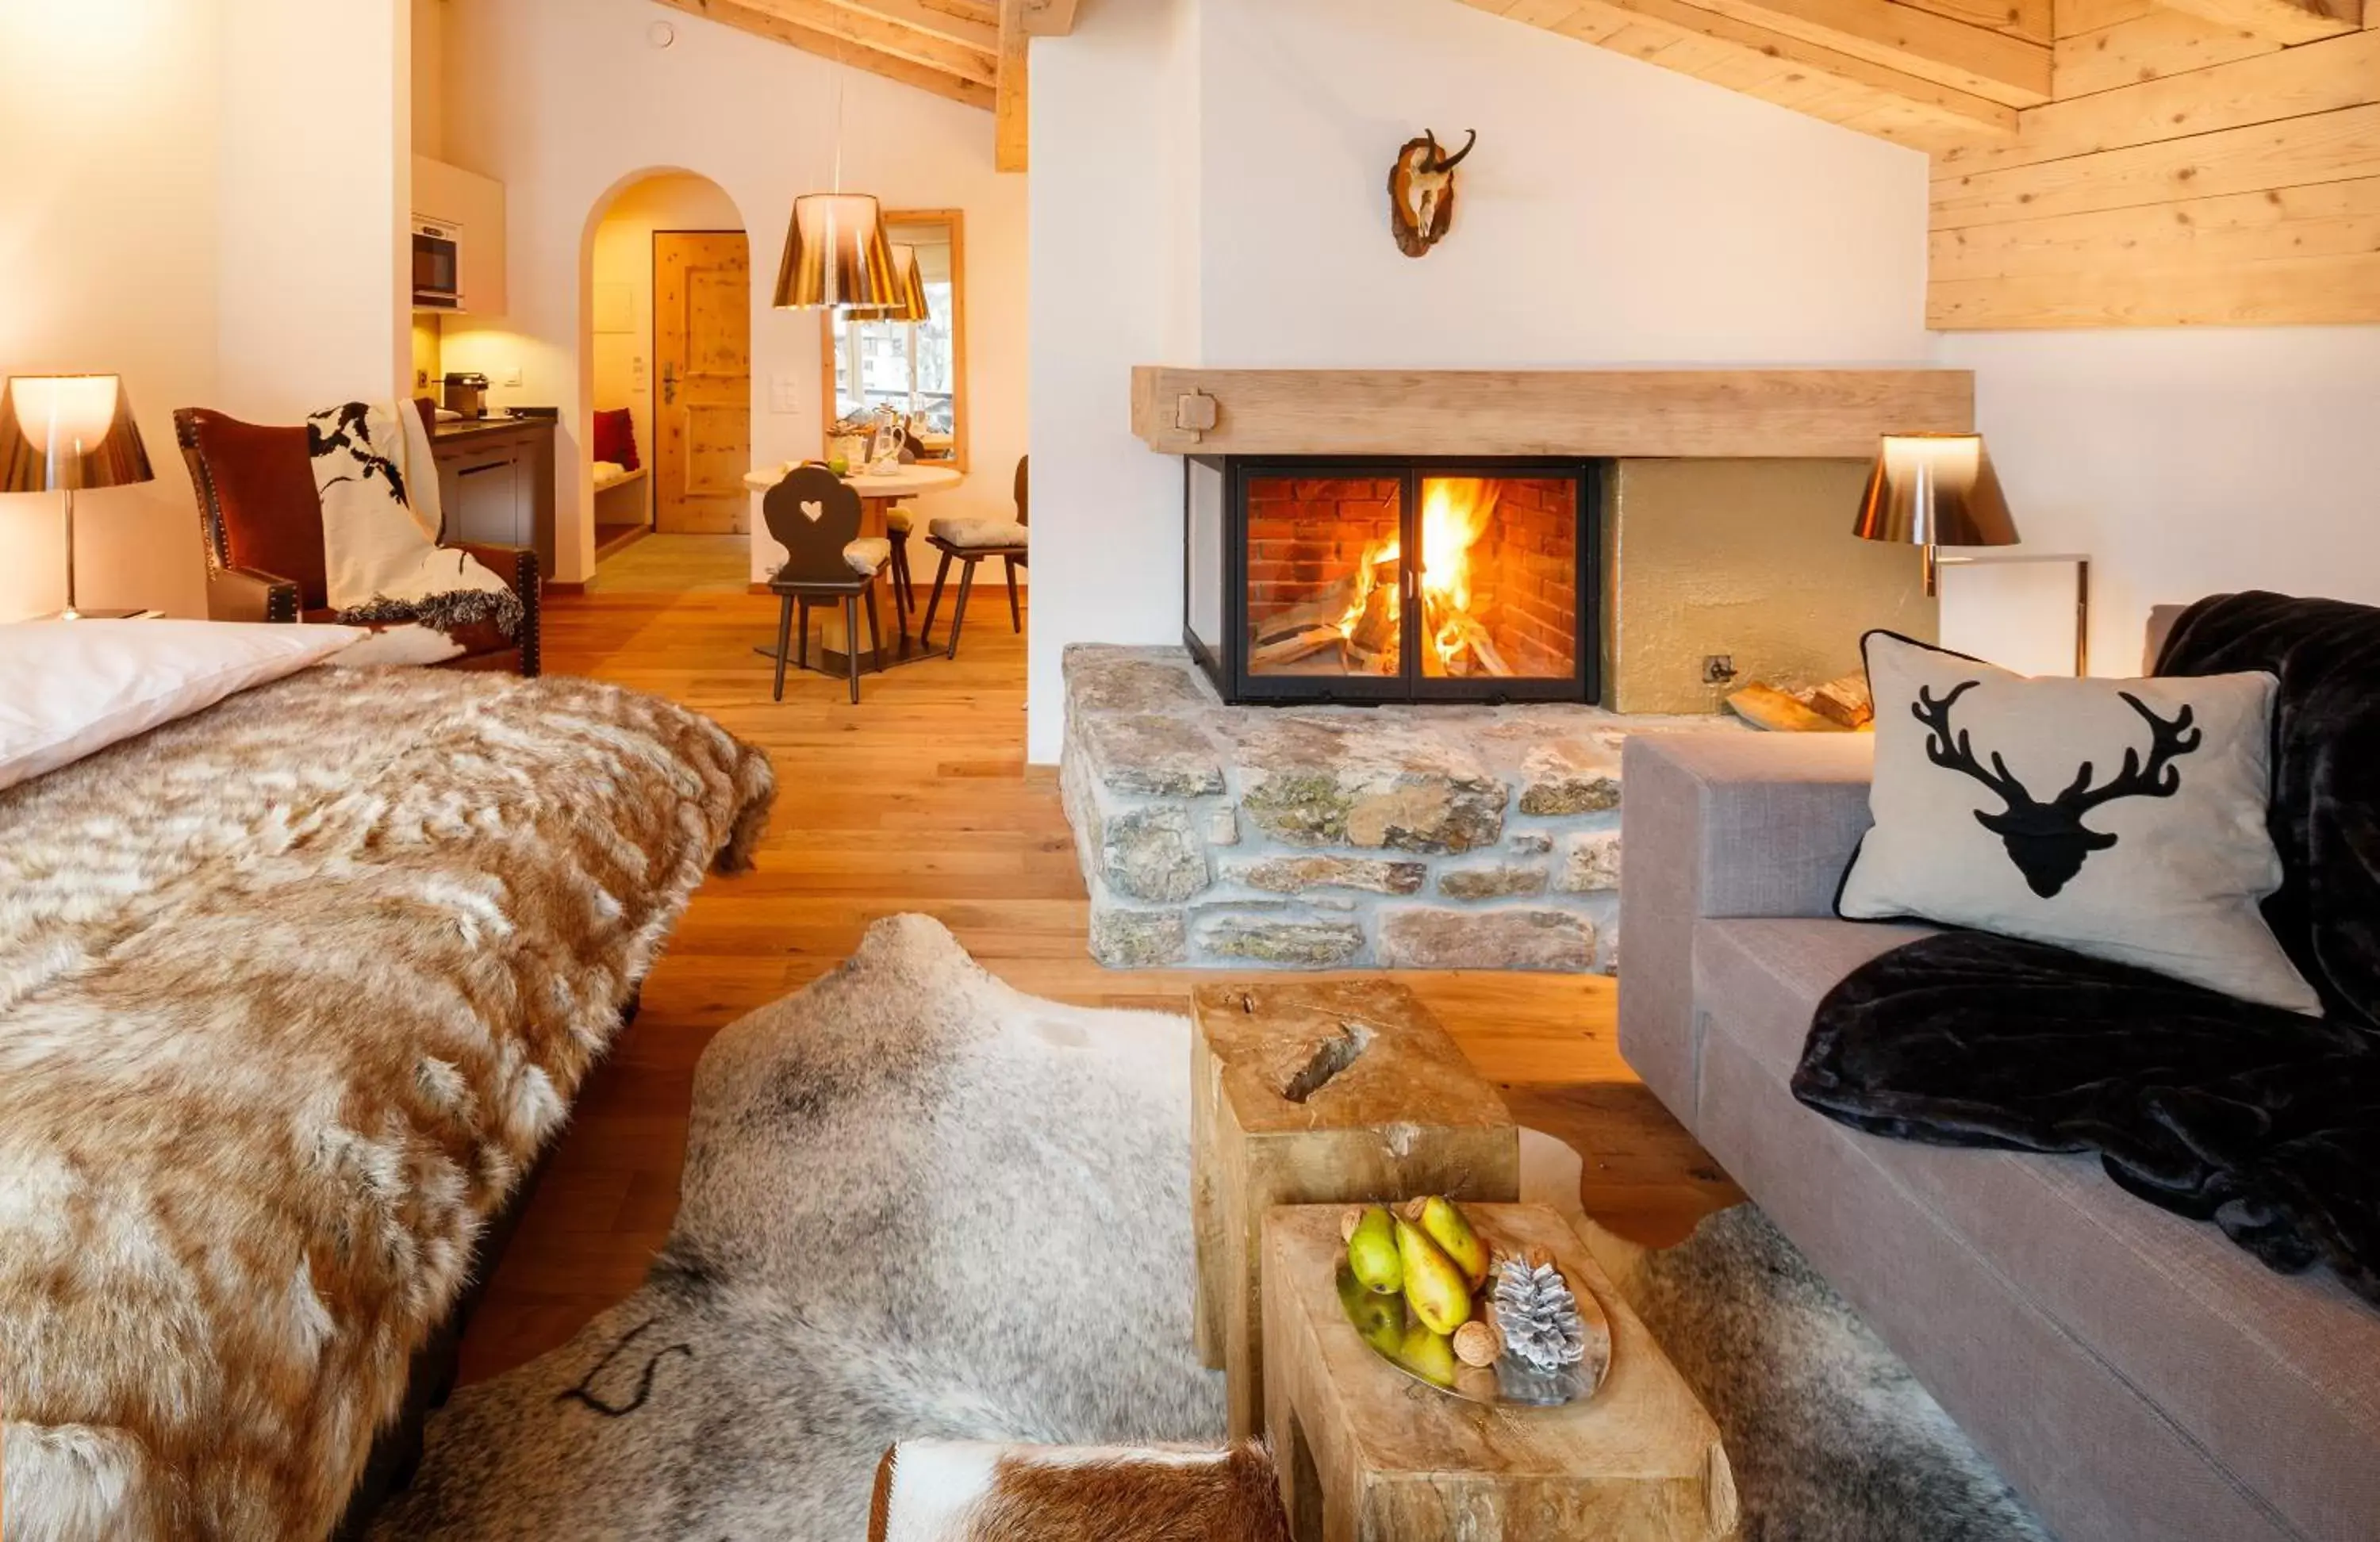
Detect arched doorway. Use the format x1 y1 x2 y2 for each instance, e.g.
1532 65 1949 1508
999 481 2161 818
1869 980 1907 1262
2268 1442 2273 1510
579 169 750 593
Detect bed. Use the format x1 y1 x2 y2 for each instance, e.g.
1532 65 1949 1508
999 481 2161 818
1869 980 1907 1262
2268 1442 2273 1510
0 659 773 1540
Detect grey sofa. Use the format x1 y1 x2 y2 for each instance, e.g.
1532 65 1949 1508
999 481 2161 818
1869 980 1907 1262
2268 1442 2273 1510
1619 731 2380 1542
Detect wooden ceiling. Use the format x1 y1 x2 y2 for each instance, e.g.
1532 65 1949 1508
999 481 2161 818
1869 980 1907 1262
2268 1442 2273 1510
648 0 1077 169
1467 0 2380 327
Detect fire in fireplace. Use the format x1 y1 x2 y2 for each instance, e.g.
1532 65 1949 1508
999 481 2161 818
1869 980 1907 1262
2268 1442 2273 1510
1184 458 1600 704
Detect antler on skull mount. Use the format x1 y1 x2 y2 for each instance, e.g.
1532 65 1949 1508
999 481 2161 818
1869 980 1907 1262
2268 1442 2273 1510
1425 128 1479 172
1912 681 2203 899
1388 129 1479 259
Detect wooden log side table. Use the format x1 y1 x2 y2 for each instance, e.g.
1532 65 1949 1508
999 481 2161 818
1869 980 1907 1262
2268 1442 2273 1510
1262 1203 1738 1542
1192 980 1519 1440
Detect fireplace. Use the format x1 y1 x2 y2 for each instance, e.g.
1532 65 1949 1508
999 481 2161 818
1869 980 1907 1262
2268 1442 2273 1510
1184 457 1601 705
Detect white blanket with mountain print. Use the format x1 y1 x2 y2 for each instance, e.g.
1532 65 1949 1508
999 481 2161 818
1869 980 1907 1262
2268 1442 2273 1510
308 401 520 637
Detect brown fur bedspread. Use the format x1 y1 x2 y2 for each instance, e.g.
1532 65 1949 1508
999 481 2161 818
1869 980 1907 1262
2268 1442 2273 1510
0 667 774 1541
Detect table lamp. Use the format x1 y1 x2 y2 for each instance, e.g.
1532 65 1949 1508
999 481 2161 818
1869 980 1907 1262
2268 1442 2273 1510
0 374 155 619
1852 432 2017 596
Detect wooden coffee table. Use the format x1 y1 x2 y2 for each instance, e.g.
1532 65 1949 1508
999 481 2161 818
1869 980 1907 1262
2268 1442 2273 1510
1261 1203 1737 1541
1192 981 1519 1440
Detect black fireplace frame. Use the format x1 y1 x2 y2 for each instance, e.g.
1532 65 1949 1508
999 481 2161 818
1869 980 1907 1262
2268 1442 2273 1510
1183 455 1603 707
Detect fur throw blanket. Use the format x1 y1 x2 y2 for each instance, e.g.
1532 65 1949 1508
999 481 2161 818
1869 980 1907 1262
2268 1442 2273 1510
309 402 522 637
0 668 773 1541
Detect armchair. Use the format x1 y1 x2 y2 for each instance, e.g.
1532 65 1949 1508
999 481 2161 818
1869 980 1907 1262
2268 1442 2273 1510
175 404 540 677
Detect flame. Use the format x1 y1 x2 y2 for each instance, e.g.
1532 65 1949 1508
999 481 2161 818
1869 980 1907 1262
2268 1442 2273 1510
1335 478 1502 674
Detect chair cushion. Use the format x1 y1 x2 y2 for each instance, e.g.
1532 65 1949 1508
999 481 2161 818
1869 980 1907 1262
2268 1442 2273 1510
928 516 1028 550
190 415 330 609
884 507 914 535
843 537 892 576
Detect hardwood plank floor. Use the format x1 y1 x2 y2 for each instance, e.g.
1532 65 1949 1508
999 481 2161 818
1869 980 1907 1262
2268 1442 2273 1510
456 586 1741 1385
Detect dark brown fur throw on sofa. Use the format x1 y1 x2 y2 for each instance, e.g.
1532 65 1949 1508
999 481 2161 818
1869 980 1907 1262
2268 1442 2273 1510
0 667 773 1541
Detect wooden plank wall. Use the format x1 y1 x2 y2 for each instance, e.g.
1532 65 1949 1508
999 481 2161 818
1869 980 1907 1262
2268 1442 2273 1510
1929 8 2380 326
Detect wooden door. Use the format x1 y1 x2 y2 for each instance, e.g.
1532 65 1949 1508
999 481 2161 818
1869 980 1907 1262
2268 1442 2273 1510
654 231 751 535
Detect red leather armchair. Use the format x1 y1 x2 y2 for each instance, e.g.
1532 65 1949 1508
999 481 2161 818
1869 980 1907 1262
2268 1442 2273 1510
175 404 540 677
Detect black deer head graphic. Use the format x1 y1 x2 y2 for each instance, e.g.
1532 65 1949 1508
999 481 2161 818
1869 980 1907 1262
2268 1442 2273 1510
1913 681 2203 898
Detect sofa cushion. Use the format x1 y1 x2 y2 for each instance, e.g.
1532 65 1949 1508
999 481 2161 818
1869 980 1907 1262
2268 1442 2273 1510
1693 917 1934 1083
1698 917 2380 1540
191 413 330 609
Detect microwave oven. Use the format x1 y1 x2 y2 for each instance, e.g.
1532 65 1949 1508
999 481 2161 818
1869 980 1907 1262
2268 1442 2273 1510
413 217 463 309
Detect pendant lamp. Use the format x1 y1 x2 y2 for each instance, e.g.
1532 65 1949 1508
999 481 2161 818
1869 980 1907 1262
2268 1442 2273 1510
774 46 899 311
847 244 931 324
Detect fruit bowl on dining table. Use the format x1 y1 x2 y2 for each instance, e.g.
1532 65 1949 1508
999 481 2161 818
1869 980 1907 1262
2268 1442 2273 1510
1335 1196 1613 1408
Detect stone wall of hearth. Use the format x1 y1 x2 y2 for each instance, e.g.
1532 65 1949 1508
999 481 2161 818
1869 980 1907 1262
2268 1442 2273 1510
1060 644 1740 972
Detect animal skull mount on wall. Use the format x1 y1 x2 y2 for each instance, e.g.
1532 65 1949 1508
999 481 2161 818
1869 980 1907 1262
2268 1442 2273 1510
1388 129 1477 259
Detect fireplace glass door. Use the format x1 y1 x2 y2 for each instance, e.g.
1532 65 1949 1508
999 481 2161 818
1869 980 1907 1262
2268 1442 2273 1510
1194 458 1597 705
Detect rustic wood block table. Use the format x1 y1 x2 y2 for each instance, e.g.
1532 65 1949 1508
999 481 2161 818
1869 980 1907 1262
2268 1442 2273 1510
1192 980 1519 1440
1262 1203 1737 1542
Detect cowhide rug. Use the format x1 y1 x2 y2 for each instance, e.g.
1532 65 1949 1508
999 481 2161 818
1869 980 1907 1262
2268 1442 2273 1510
373 915 2047 1541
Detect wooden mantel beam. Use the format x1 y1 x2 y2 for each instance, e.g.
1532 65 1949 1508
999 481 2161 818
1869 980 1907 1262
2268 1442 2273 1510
1129 367 1975 458
2153 0 2361 44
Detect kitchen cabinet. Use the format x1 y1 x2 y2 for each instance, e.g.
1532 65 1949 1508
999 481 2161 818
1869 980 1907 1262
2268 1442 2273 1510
431 418 555 573
413 155 507 316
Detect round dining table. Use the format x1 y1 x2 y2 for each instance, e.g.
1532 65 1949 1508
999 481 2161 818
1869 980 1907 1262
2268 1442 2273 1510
743 460 968 676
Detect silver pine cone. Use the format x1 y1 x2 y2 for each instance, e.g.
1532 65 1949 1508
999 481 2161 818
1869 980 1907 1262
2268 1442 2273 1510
1492 1258 1588 1372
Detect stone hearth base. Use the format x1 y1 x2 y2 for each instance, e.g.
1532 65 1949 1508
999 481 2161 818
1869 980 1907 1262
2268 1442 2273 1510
1060 646 1743 972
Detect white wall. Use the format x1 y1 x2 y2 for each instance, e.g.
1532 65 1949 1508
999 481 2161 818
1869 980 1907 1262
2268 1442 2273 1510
438 0 1030 585
218 0 411 421
1935 327 2380 672
589 174 744 530
0 1 223 621
1026 0 1932 761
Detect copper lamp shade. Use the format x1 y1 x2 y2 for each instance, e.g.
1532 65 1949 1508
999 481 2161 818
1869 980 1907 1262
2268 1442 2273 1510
0 374 153 493
2 374 155 620
1854 432 2018 596
773 193 900 311
849 243 931 324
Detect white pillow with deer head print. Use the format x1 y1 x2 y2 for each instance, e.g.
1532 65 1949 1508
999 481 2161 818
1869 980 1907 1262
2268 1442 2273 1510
1838 631 2320 1015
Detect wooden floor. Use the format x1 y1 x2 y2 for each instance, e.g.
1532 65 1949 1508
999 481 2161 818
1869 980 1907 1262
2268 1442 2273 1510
455 585 1742 1385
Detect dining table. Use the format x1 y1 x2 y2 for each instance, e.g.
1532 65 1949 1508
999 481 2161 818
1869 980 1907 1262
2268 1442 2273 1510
743 459 968 675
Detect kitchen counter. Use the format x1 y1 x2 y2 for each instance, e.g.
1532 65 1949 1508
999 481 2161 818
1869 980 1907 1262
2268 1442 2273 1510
432 415 554 445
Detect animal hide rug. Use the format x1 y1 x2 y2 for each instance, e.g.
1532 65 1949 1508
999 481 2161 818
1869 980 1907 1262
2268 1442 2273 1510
0 667 774 1541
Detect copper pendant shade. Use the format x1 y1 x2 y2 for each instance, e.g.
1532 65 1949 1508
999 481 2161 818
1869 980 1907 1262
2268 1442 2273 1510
0 374 154 493
849 243 931 324
773 192 900 311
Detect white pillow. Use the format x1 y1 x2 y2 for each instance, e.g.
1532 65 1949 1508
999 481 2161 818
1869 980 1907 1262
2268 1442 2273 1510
1839 631 2320 1015
0 619 361 793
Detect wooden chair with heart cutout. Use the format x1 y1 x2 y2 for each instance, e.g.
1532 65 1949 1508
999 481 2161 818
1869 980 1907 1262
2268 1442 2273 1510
761 464 892 704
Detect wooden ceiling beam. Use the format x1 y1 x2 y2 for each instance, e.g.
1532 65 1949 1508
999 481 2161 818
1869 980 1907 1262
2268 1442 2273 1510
823 0 1000 52
1680 0 2053 104
996 0 1031 171
2153 0 2361 44
651 0 996 108
720 0 999 82
1459 0 2015 152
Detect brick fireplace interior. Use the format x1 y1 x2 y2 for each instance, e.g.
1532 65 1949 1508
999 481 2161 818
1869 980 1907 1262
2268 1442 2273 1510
1188 460 1597 704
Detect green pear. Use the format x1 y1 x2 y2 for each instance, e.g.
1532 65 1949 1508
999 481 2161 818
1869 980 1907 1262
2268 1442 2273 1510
1419 1196 1491 1289
1337 1264 1407 1359
1395 1322 1458 1388
1345 1205 1403 1295
1394 1216 1474 1336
